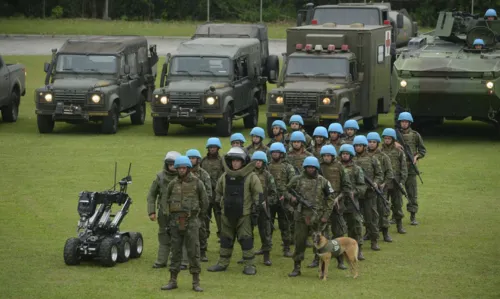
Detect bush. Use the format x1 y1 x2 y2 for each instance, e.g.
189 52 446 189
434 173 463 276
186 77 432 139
51 6 64 19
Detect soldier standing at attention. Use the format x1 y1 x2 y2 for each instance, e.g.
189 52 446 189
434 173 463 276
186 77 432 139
287 157 335 277
207 147 263 275
161 156 208 292
309 126 329 159
147 151 181 269
328 122 344 153
230 133 246 148
284 115 312 148
341 119 359 144
246 127 269 156
267 120 288 147
397 112 426 225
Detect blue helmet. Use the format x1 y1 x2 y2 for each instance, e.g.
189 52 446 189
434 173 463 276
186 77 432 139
272 120 287 132
344 119 359 130
485 9 497 17
398 112 414 122
230 133 246 143
320 144 337 157
186 149 202 159
251 151 268 163
270 142 286 153
473 38 485 46
206 137 222 149
382 128 397 140
290 131 306 143
339 144 355 156
367 132 381 143
302 156 320 169
250 127 266 139
353 135 368 146
289 115 304 126
328 122 343 134
174 156 192 168
313 126 328 138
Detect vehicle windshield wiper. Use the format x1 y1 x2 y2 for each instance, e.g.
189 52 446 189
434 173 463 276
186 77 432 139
62 68 76 72
199 70 217 76
84 68 105 75
175 70 193 77
287 72 310 77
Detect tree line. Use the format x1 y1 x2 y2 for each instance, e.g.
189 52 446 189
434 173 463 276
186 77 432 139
1 0 499 26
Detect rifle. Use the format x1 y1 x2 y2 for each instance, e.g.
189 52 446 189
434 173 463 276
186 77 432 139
364 175 390 212
286 188 319 217
392 178 409 199
396 129 423 184
260 201 276 230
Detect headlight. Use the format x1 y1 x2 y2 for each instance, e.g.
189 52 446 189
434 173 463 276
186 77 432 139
160 96 168 104
44 93 53 102
400 80 407 88
322 97 331 105
91 94 101 103
276 96 284 104
206 97 216 105
486 81 494 89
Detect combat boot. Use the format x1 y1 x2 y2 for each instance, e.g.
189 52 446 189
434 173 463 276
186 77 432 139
371 240 380 251
200 250 208 262
152 263 167 269
207 264 227 272
307 254 319 268
263 251 272 266
255 248 264 255
382 228 393 242
358 245 365 261
396 219 407 234
283 241 293 258
192 273 203 292
160 271 178 291
410 213 419 225
363 232 369 241
242 265 257 275
288 261 301 277
336 256 347 270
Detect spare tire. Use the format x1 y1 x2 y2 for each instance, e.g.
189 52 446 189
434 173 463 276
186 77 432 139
266 55 280 84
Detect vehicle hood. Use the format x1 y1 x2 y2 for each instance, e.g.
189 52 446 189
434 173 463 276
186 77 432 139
52 78 115 91
397 56 500 72
166 80 230 93
281 81 346 93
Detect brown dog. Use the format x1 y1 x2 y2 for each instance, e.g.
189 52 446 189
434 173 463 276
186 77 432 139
312 232 359 280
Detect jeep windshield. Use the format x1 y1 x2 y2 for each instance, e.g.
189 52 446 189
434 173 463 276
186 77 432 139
55 55 117 74
313 7 380 25
169 57 230 77
285 57 348 78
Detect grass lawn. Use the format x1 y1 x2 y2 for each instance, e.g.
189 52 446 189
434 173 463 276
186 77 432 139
1 55 500 299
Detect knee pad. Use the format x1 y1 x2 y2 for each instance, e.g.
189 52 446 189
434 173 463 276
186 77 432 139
238 237 254 251
220 236 234 249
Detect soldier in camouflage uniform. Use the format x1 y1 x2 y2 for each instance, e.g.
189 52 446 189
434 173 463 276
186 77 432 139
230 133 246 148
200 138 225 241
266 120 288 147
160 156 208 292
147 151 181 269
367 132 394 243
186 149 213 262
339 144 366 260
397 112 426 225
341 119 359 145
284 115 312 149
207 147 263 275
309 126 329 159
246 127 269 156
328 122 344 153
287 157 335 277
268 142 295 257
381 128 408 234
353 135 384 251
251 151 277 266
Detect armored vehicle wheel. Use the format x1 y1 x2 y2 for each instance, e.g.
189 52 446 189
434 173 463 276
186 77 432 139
1 90 19 122
129 232 144 258
130 96 146 125
99 237 118 267
363 114 379 130
339 106 350 126
243 99 259 129
267 117 279 137
266 55 280 84
217 104 233 137
117 236 131 263
63 237 81 265
37 114 54 133
101 102 119 134
153 117 169 135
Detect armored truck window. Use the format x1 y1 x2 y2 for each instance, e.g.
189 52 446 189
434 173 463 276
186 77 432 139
169 57 230 76
55 55 117 74
138 47 147 63
127 53 137 75
285 57 348 77
313 8 380 25
349 61 357 81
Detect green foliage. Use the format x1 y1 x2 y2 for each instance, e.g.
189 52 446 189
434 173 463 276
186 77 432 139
50 5 64 19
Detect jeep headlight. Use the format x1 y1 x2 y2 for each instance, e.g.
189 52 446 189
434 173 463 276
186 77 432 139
91 94 101 103
486 81 494 89
206 96 216 105
400 80 407 88
276 96 284 104
160 96 168 104
322 97 331 105
44 93 53 102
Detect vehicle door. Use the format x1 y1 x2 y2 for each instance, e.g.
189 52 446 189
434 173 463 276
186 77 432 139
348 60 362 114
126 51 141 107
232 56 252 112
118 54 133 110
0 58 10 103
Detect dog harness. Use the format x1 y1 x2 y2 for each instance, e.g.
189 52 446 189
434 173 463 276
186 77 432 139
317 239 342 257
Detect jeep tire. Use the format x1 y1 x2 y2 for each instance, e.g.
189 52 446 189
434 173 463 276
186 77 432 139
101 102 119 134
63 237 81 266
130 95 146 125
129 232 144 258
153 117 169 136
1 90 20 122
99 237 118 267
266 55 280 84
217 104 233 137
117 236 131 263
363 114 379 130
243 98 259 129
37 114 55 133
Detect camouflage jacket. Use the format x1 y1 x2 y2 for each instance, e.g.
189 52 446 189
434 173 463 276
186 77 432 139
284 129 313 149
381 143 408 184
266 136 286 147
341 161 366 213
147 168 178 215
253 167 278 206
367 148 394 187
268 159 296 199
353 151 384 187
329 138 343 154
200 154 224 193
341 135 355 145
320 160 352 196
162 173 208 218
246 143 270 157
399 128 427 175
190 165 212 199
309 139 330 160
287 147 313 173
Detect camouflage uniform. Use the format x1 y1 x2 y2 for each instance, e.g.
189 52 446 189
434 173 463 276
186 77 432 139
246 143 269 157
309 139 330 159
200 153 225 239
190 164 212 260
329 138 343 154
367 148 394 231
266 136 286 147
341 135 355 145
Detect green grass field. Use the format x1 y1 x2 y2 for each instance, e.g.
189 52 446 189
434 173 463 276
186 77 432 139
1 55 500 299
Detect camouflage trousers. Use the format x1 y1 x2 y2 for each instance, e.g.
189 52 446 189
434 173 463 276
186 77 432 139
199 215 208 252
257 207 272 252
156 213 171 266
329 205 347 239
387 187 404 220
293 219 322 262
343 212 363 245
169 215 201 274
270 203 291 243
360 191 379 241
206 201 222 239
217 215 255 267
405 174 419 213
378 189 391 229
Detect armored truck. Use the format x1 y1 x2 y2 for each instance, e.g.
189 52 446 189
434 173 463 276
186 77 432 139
35 36 158 134
266 23 393 133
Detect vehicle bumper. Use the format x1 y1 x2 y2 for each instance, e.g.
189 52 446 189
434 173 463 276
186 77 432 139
36 102 108 121
151 107 222 124
266 111 339 124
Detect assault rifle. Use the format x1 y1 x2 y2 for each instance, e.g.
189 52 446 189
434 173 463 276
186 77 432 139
286 188 319 217
261 200 276 230
392 178 409 199
364 175 390 212
396 129 423 184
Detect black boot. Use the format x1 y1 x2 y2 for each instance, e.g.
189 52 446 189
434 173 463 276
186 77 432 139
152 263 167 269
263 251 272 266
410 213 419 225
371 240 380 251
337 256 347 270
200 250 208 262
192 273 203 292
396 219 407 234
382 228 393 242
307 254 319 268
207 264 227 272
283 240 293 258
288 261 301 277
160 271 178 290
255 248 264 255
243 265 257 275
358 245 365 261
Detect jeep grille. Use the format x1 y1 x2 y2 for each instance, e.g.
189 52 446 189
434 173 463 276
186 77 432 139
169 92 201 107
54 91 87 102
285 92 318 106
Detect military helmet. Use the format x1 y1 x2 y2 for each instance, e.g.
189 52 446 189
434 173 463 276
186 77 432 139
230 133 246 143
485 8 497 17
290 131 306 143
398 112 414 122
367 132 381 143
344 119 360 130
206 137 222 149
251 151 268 163
473 38 485 46
382 128 397 140
186 149 202 159
174 156 192 169
313 126 328 138
250 127 266 139
164 151 181 162
303 156 320 169
353 135 368 146
225 146 248 162
339 144 356 156
272 120 287 132
328 122 343 134
289 115 304 126
320 144 337 157
270 142 286 154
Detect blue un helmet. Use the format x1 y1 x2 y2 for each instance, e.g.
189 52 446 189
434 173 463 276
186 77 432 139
206 137 222 149
302 156 320 169
398 112 414 123
382 128 397 140
270 142 286 154
251 151 268 164
344 119 360 130
328 122 343 134
230 133 246 144
473 38 485 46
367 132 381 143
313 126 328 138
290 131 306 143
485 8 497 18
339 144 355 157
353 135 368 146
174 156 192 168
250 127 266 140
186 149 202 159
320 144 337 157
272 120 287 132
289 115 304 126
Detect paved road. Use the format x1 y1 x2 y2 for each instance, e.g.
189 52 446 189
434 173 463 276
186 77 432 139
0 35 286 56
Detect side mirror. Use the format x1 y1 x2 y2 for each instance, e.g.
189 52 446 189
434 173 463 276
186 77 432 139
269 70 277 82
43 62 50 73
397 13 404 29
296 13 303 26
358 72 364 82
124 65 130 75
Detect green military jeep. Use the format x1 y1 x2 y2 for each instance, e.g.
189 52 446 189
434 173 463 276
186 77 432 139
35 36 158 134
